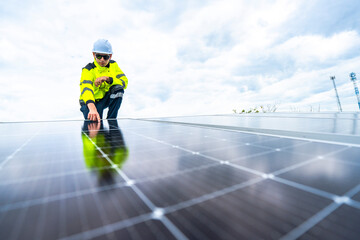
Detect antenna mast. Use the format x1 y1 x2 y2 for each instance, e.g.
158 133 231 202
349 72 360 110
330 76 342 112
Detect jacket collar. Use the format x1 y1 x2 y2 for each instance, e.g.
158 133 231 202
93 59 110 70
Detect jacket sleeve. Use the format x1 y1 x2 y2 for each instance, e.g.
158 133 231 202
110 62 128 89
80 68 95 104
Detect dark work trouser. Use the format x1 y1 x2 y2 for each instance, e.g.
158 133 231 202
80 85 124 120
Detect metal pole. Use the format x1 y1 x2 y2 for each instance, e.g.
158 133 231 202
349 72 360 110
330 76 342 112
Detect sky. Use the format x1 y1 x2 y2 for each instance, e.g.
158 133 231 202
1 0 360 121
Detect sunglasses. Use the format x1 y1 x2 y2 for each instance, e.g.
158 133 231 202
95 54 110 60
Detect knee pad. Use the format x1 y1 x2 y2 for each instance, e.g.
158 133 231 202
109 85 124 99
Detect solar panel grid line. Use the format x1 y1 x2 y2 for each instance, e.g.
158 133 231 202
124 128 273 176
158 217 188 240
216 148 276 163
0 131 38 169
82 168 116 240
111 190 153 239
0 165 114 186
348 201 360 210
33 177 53 240
196 141 269 156
314 205 360 240
249 185 309 223
225 161 268 176
2 157 77 169
59 176 67 238
6 202 29 240
141 129 276 154
279 202 341 240
58 210 154 240
272 177 337 201
250 140 310 151
125 129 224 152
270 157 322 176
123 151 198 174
0 180 128 213
264 184 329 221
71 167 93 239
270 146 351 176
164 177 264 214
345 183 360 198
82 131 188 240
340 184 360 210
132 162 220 184
14 164 59 240
7 147 84 159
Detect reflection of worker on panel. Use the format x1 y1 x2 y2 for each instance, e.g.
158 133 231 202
82 119 129 185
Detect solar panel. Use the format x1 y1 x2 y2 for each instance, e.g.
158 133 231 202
0 115 360 239
148 113 360 145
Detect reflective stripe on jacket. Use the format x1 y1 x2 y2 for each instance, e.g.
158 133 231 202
79 59 128 105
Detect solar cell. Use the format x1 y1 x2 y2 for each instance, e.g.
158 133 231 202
0 115 359 239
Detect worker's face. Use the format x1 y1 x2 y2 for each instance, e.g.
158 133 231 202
93 52 112 67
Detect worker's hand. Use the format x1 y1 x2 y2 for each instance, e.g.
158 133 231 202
94 76 109 87
87 103 101 122
88 109 100 122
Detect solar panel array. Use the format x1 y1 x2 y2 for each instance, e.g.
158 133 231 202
0 116 360 239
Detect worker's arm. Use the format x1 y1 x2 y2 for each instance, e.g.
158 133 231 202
80 66 101 122
110 61 128 89
87 102 100 122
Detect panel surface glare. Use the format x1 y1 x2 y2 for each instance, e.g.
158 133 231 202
0 118 359 240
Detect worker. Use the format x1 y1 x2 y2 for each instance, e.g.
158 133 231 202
79 39 128 122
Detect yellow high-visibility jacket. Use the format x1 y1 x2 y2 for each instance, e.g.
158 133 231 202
79 59 128 105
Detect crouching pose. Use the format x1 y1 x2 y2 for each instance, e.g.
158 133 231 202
79 39 128 121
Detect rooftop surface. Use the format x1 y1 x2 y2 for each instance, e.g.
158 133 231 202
0 113 360 239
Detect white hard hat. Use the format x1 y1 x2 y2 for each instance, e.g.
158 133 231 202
92 39 113 54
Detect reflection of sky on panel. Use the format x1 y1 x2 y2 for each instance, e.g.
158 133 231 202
279 157 360 196
152 113 360 135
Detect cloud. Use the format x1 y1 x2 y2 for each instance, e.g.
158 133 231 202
0 0 360 122
272 31 360 67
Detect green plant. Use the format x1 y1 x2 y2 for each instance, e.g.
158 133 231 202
233 103 278 114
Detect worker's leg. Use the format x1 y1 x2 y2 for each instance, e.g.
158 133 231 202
80 85 123 120
94 98 109 120
106 85 124 119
